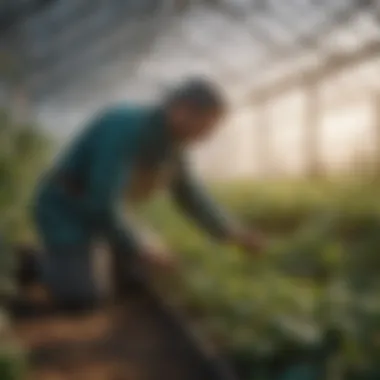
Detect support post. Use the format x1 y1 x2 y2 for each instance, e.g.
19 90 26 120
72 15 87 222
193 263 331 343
304 81 321 178
255 100 273 178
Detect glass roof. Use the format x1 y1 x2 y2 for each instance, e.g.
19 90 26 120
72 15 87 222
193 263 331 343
2 0 379 105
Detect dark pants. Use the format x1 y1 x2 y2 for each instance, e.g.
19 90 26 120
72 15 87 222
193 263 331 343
33 187 139 310
40 242 101 307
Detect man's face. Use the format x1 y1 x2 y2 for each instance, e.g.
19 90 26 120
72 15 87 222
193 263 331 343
167 102 223 144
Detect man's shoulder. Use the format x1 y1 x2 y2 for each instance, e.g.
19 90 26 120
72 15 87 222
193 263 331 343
87 103 153 141
101 103 153 124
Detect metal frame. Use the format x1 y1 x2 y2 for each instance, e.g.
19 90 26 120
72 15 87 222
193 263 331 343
2 0 380 104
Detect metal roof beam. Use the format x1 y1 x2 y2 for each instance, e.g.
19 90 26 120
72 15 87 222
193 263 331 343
247 38 380 102
0 0 57 35
207 1 285 54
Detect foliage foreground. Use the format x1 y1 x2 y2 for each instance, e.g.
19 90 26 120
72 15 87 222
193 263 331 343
139 179 380 379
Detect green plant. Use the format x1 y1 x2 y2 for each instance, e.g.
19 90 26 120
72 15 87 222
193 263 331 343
137 179 380 375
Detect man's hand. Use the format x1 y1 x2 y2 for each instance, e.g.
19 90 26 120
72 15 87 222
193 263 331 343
229 228 267 255
140 242 178 273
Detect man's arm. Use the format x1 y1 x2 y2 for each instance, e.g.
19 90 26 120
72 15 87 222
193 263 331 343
77 111 145 255
170 156 237 242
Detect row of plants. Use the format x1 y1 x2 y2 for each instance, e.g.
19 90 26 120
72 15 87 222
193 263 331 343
140 179 380 378
2 178 379 379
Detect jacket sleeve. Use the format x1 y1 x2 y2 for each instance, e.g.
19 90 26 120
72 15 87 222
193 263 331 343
78 113 144 255
169 156 236 241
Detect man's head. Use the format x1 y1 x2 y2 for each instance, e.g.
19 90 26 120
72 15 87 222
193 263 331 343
163 78 227 144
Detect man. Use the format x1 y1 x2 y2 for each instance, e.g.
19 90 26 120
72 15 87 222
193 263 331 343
32 78 265 313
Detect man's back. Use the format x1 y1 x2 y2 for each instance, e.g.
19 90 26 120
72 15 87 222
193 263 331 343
53 105 150 183
33 104 154 240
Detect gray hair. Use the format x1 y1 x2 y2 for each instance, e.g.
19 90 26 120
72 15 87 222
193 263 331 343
164 77 227 111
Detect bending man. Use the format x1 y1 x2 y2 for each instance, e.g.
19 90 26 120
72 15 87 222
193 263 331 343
32 78 265 312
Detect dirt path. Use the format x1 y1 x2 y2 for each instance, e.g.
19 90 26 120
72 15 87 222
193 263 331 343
12 287 237 380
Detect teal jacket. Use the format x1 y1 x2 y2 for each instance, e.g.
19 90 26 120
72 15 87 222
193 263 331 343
34 105 232 252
